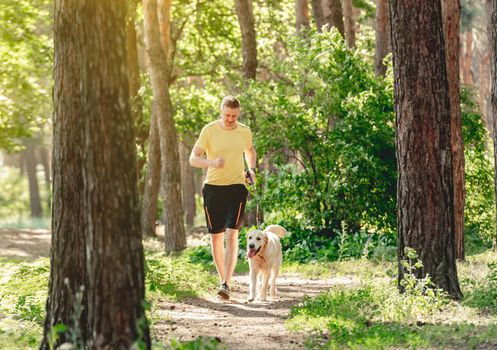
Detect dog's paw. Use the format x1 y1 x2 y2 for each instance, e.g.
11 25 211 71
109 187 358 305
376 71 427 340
247 297 254 302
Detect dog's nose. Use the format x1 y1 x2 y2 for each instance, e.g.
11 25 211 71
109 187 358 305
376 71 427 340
249 244 255 249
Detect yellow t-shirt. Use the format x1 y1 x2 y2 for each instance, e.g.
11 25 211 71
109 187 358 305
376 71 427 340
195 120 253 185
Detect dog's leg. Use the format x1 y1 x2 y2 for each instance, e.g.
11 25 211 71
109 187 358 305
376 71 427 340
270 266 279 299
248 265 257 302
260 272 270 301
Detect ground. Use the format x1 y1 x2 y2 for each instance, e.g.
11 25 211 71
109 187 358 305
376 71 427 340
0 227 342 350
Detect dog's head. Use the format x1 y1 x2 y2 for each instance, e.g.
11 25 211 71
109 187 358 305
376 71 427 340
246 229 267 259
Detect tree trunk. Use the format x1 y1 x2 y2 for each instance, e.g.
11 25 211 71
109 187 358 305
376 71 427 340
323 0 345 35
24 144 43 218
127 0 147 198
295 0 310 33
39 145 52 210
481 0 493 133
42 2 151 349
143 0 186 252
235 0 258 80
462 30 473 85
141 106 161 237
491 0 497 250
375 0 390 77
391 0 463 299
310 0 326 31
180 140 196 227
342 0 355 46
442 0 465 261
41 1 88 346
78 2 150 348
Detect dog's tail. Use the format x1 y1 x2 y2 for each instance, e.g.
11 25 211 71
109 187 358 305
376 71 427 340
264 224 287 238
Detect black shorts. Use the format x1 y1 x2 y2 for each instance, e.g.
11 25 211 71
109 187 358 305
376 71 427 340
202 183 249 234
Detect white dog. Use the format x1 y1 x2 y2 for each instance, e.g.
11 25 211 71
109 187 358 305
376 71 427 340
246 224 287 302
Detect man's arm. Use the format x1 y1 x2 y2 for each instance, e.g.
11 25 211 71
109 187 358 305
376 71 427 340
244 144 257 183
189 146 224 169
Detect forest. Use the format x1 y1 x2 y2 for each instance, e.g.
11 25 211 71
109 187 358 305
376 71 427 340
1 0 497 349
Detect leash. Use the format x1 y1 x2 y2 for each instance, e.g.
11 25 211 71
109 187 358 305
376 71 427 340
245 168 261 227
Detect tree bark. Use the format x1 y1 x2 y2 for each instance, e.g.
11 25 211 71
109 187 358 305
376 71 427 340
295 0 310 33
41 1 88 346
24 144 43 218
342 0 355 46
235 0 258 80
323 0 345 35
78 2 150 348
375 0 390 77
491 0 497 250
442 0 465 261
39 145 52 210
143 0 186 252
391 0 463 299
127 0 147 198
141 106 161 237
462 30 473 85
42 2 151 349
180 140 196 227
310 0 327 31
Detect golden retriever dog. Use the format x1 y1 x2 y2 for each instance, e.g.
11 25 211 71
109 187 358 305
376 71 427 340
246 224 287 302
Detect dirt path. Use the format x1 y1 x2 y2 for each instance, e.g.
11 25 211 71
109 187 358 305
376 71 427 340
0 227 350 349
153 274 354 350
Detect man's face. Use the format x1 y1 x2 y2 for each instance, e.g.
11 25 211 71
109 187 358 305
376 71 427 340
221 106 240 129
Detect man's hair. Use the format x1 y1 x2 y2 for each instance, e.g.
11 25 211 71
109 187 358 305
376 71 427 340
221 95 241 109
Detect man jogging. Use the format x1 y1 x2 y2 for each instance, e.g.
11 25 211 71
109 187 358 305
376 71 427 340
189 96 257 300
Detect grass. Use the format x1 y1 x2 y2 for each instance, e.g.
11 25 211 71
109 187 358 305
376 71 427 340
285 250 497 349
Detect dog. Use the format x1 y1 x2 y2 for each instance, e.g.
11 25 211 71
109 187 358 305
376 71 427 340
246 224 287 302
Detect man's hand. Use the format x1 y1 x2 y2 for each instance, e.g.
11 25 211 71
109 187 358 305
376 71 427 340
245 168 256 185
210 157 225 168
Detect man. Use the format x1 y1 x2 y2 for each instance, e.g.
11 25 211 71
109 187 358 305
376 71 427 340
189 96 257 300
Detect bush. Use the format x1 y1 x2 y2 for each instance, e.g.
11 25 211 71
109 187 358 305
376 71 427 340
243 29 396 239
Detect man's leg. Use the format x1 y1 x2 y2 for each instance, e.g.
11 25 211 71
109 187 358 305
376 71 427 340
210 232 225 282
223 228 239 285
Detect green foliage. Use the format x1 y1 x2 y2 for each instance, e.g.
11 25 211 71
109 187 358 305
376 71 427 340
146 251 218 301
285 251 497 350
0 257 48 349
461 88 496 247
463 261 497 313
242 29 396 246
0 0 52 151
161 336 225 350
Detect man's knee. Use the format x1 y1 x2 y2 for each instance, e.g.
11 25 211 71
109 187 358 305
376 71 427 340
225 229 239 246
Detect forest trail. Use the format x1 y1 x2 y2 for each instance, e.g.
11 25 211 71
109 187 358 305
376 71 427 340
0 228 354 349
154 274 354 350
0 228 51 261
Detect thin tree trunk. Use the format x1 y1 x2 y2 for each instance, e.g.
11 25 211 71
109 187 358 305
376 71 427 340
235 0 258 80
141 106 161 237
391 0 463 299
342 0 355 46
180 140 196 227
25 144 43 218
491 0 497 250
296 0 310 33
127 0 147 198
310 0 326 31
143 0 186 252
462 30 473 85
41 1 88 346
39 145 51 210
442 0 465 261
375 0 390 77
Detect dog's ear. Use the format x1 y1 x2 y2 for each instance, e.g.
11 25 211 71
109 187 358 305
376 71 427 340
263 232 269 247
